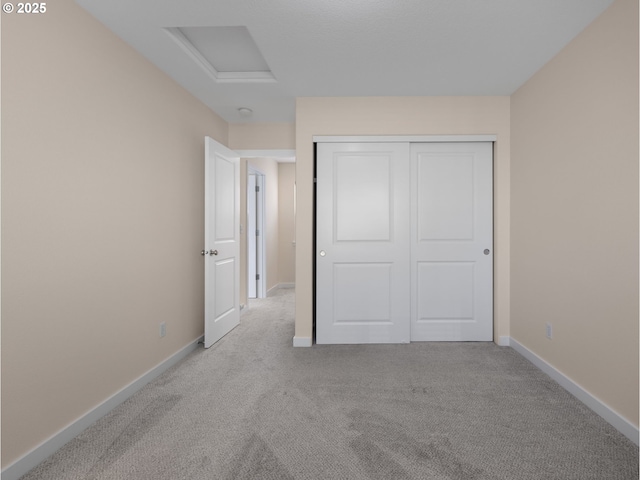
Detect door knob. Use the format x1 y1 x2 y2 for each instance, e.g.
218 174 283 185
201 250 207 256
210 250 218 256
484 249 490 255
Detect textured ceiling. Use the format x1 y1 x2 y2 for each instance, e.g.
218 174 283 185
75 0 614 123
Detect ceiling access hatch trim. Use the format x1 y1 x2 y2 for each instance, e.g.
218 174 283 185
164 27 276 84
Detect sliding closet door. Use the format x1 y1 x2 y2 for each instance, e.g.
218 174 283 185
410 142 493 341
316 143 411 344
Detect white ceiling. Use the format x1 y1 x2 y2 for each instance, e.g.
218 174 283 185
75 0 613 124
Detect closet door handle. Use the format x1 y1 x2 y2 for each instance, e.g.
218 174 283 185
210 250 218 256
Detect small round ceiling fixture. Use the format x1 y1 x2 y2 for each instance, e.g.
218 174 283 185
237 107 253 117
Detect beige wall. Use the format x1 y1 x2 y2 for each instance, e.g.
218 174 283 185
278 164 296 284
510 0 639 426
229 123 296 150
1 0 228 467
295 97 511 341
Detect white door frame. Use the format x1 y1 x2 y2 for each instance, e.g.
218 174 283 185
247 165 267 299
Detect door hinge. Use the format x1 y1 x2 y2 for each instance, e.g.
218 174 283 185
256 274 260 280
314 177 317 183
256 229 260 236
255 185 260 192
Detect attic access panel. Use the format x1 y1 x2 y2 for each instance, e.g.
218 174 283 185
166 26 275 82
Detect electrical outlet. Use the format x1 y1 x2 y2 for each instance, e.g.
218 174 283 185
545 322 552 339
160 322 166 338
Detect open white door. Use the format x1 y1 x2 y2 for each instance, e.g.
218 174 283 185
204 137 240 348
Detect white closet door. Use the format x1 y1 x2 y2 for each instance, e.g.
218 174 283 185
410 142 493 341
316 143 411 344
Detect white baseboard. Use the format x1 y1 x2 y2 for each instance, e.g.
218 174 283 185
497 336 511 346
1 336 204 480
510 337 639 446
267 283 295 296
293 336 312 347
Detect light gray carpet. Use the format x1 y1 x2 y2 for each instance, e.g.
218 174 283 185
21 289 638 479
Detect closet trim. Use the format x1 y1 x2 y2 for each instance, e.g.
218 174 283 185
314 135 497 143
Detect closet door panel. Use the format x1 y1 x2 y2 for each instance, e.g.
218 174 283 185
316 143 411 344
411 142 493 341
